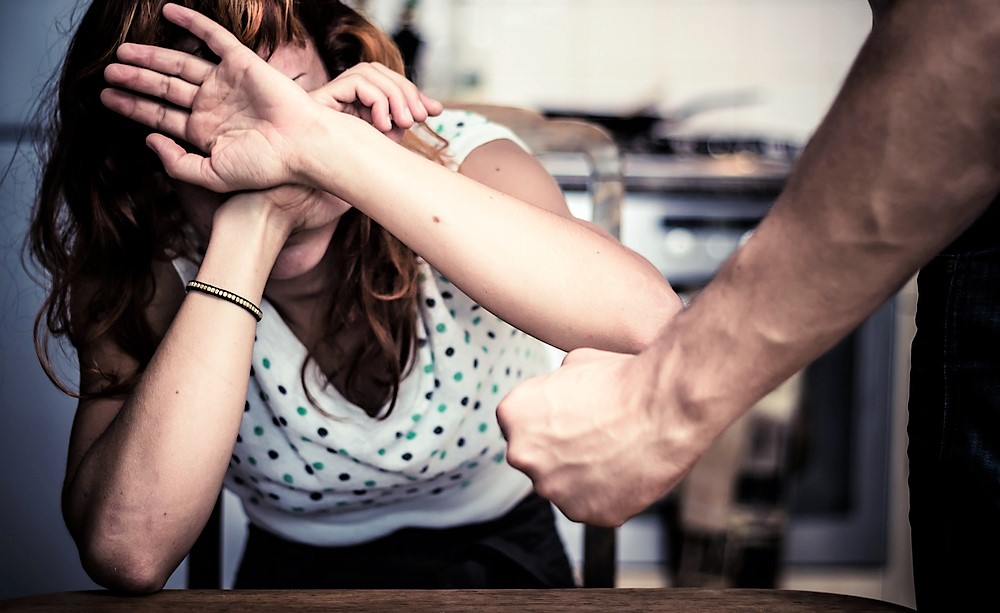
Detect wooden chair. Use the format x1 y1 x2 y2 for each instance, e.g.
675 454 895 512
188 104 625 590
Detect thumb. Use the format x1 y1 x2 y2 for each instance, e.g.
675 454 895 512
146 133 225 192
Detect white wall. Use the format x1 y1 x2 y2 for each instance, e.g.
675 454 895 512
364 0 872 143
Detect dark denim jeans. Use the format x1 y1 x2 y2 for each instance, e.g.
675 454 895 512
908 199 1000 610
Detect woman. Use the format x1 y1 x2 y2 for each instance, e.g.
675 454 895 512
30 0 681 592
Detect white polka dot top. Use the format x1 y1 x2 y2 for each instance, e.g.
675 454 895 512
172 110 553 546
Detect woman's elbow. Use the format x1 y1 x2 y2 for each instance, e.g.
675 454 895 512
77 533 173 594
618 285 684 353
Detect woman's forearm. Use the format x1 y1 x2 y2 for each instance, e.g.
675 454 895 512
64 200 286 592
295 115 682 353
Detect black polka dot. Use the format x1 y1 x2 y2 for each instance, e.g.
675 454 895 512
338 473 351 481
327 447 338 454
272 417 281 427
278 385 287 395
244 401 250 412
396 432 404 439
425 298 436 308
471 304 480 311
305 464 314 475
310 492 323 501
425 391 434 400
457 437 466 447
456 121 465 128
233 476 246 486
434 426 444 435
487 331 496 339
236 434 243 443
480 447 489 456
278 417 287 426
434 379 441 388
250 366 256 376
317 427 329 437
268 493 280 501
268 450 279 459
431 487 444 495
445 347 455 357
450 473 463 481
461 397 470 406
231 454 241 464
420 466 429 474
442 291 453 300
353 490 367 496
402 452 413 461
473 359 479 369
417 338 428 348
474 401 481 410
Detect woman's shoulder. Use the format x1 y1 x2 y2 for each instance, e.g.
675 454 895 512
420 109 530 168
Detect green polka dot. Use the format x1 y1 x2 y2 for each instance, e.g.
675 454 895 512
450 309 456 317
406 431 417 440
435 124 444 134
424 364 434 374
283 474 294 483
493 452 506 464
482 346 489 354
365 480 376 487
438 404 447 413
312 462 324 470
262 358 271 369
431 449 439 457
440 451 447 460
472 316 482 326
436 323 447 333
491 384 499 394
296 406 307 416
292 506 305 512
249 475 259 483
453 372 463 382
339 448 349 456
464 331 471 344
478 423 488 433
466 461 480 469
253 426 265 436
378 448 386 456
248 457 257 465
412 414 422 422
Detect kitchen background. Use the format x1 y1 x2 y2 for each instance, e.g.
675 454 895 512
0 0 914 608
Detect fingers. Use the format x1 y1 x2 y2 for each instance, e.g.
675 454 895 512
161 3 245 58
321 62 442 132
115 42 214 86
104 63 199 110
100 87 189 138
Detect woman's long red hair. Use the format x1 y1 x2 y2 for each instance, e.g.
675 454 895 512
29 0 444 417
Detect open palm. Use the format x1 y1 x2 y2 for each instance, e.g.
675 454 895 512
101 3 321 193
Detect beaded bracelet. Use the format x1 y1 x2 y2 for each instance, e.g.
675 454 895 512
185 280 263 322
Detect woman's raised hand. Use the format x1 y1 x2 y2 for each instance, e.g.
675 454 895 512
311 62 442 143
101 3 441 193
